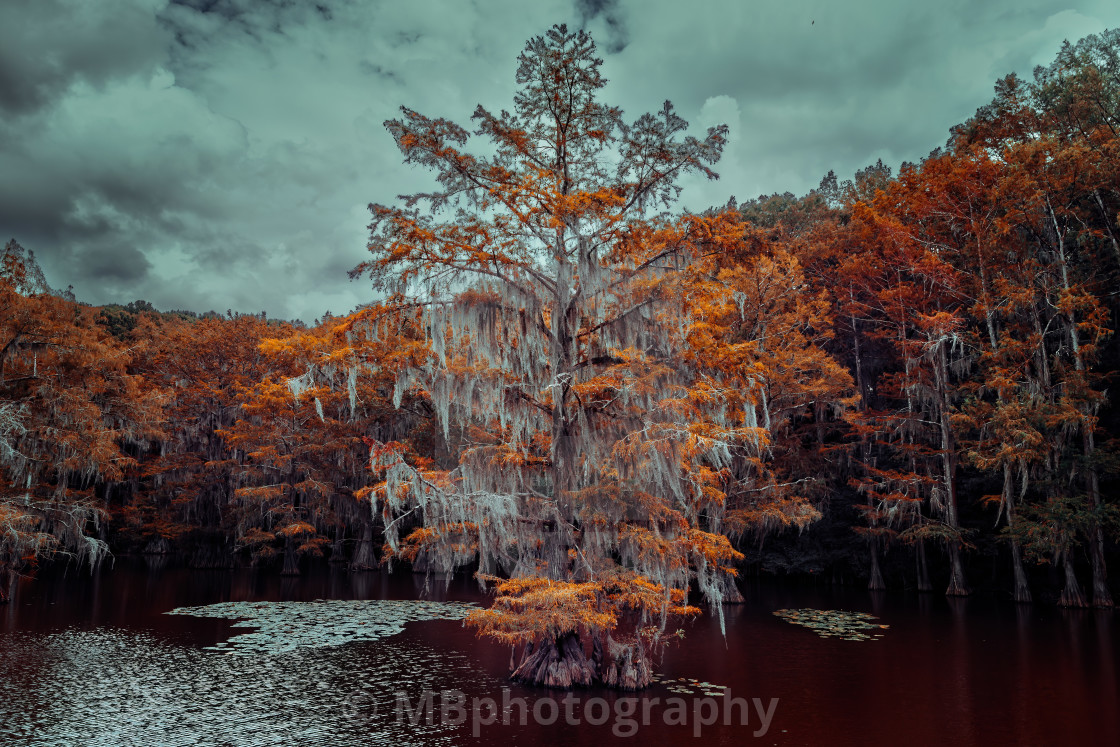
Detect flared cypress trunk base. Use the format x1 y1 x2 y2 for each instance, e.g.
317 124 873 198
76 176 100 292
190 543 233 569
868 540 886 591
599 637 652 691
510 633 596 689
1059 555 1088 608
1091 582 1113 609
1010 541 1032 604
328 528 347 564
281 544 301 576
916 541 933 592
1090 532 1113 608
945 543 969 597
142 537 171 555
350 524 377 571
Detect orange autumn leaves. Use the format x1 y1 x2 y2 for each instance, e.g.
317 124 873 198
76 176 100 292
354 25 853 682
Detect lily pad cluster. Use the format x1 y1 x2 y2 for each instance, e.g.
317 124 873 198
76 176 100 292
651 675 729 697
773 608 889 641
166 599 476 654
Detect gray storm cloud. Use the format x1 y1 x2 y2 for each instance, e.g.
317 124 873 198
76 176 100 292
0 0 1116 321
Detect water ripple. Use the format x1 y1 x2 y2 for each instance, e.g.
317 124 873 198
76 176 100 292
0 604 498 747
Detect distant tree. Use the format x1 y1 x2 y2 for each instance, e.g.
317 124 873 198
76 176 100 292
126 314 281 565
0 242 161 602
221 309 418 573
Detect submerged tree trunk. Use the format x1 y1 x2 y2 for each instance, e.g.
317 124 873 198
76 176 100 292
600 636 652 691
329 526 346 564
510 633 596 689
142 537 171 555
281 538 300 576
854 310 887 595
868 535 886 591
1049 198 1111 608
190 542 233 569
931 338 968 598
1003 466 1032 603
1083 435 1113 608
916 540 933 592
716 573 744 604
1059 552 1088 608
1009 539 1032 604
0 568 11 605
1089 527 1113 608
510 633 654 691
350 522 377 571
946 541 969 596
722 583 745 604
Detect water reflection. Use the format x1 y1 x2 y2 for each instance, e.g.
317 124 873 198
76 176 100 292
0 564 1116 746
0 626 491 746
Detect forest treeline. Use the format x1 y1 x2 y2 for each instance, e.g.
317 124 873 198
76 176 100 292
2 27 1119 613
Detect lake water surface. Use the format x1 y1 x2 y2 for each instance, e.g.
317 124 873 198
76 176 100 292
1 561 1116 746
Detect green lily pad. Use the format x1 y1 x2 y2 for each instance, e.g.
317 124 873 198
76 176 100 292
773 608 888 641
166 599 476 654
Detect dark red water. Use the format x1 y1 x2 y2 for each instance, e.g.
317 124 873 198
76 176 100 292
1 561 1116 746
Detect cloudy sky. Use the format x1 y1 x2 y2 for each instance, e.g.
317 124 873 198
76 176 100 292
2 0 1118 322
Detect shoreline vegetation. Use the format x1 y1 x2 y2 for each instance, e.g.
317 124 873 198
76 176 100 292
3 24 1120 689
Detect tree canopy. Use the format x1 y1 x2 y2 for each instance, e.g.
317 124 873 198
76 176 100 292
354 24 852 688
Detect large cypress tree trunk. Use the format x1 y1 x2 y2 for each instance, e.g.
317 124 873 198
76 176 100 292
1059 551 1088 608
329 526 347 564
721 578 745 604
1083 435 1113 608
1089 526 1112 608
510 633 596 688
142 536 171 555
946 541 969 597
281 537 300 576
868 534 886 591
1009 538 1032 604
350 522 377 571
934 344 968 597
1049 200 1111 609
600 636 652 690
916 539 933 592
1004 466 1032 603
975 240 1032 603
